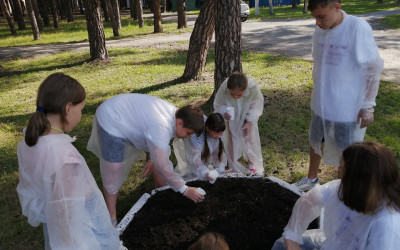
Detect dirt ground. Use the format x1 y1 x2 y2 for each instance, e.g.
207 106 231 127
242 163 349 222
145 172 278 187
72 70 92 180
120 177 318 250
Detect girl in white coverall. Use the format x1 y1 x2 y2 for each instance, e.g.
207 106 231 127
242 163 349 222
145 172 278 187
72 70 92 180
213 72 264 174
174 113 227 182
17 73 120 250
272 141 400 250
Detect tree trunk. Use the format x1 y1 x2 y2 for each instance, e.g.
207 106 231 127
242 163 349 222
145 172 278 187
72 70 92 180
100 0 109 22
180 0 214 81
84 0 108 60
106 0 119 36
153 0 162 33
177 0 187 29
303 0 308 13
135 0 144 28
49 0 59 28
292 0 297 9
65 0 74 22
268 0 274 15
25 0 41 40
214 0 242 93
39 0 50 26
31 0 44 31
1 0 17 35
161 0 166 13
130 0 136 18
59 0 66 19
11 0 26 29
110 0 121 28
78 0 84 14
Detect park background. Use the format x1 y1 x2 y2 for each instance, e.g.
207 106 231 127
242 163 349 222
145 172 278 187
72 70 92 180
1 0 400 248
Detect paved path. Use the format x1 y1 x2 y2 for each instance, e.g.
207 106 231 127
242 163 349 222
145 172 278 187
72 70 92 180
1 9 399 83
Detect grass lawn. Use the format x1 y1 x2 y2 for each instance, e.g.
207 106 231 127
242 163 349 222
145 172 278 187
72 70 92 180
381 13 400 29
1 46 399 249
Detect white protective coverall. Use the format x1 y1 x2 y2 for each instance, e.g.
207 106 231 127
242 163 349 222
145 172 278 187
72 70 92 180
280 179 400 249
213 77 264 174
174 121 227 180
87 93 187 195
310 11 383 166
17 133 120 250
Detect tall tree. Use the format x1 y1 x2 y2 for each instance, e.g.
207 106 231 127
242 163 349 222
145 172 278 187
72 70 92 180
65 0 74 22
31 0 44 31
1 0 17 35
38 0 50 26
303 0 308 13
180 0 214 81
130 0 136 18
25 0 41 40
177 0 187 29
84 0 108 60
106 0 119 36
11 0 26 29
153 0 162 33
49 0 59 28
135 0 144 28
100 0 110 22
214 0 242 93
111 0 121 28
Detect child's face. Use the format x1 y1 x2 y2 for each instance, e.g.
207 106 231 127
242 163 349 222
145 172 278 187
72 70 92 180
64 101 85 132
206 127 223 139
229 88 245 100
175 118 195 138
311 2 342 30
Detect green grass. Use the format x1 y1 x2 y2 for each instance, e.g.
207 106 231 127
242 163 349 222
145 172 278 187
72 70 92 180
1 46 400 249
246 0 399 20
0 14 192 47
381 13 400 29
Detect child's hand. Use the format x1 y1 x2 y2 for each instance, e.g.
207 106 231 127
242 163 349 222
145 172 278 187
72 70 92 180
183 187 204 203
224 112 232 120
141 160 154 179
242 121 252 136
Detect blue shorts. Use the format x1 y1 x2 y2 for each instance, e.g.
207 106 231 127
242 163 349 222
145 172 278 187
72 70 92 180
98 122 126 163
309 112 357 151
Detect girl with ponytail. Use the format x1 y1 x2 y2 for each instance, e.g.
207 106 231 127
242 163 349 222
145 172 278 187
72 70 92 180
17 73 119 249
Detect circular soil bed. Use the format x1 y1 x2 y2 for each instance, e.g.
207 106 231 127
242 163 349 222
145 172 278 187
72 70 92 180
121 177 317 249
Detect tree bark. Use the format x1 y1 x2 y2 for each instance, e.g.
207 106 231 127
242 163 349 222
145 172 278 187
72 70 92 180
38 0 50 26
78 0 84 14
84 0 108 60
49 0 59 28
65 0 74 22
303 0 308 13
100 0 109 22
135 0 144 28
214 0 242 94
161 0 166 13
153 0 162 33
130 0 136 18
25 0 41 40
180 0 214 81
106 0 119 36
1 0 17 35
11 0 26 29
31 0 44 31
111 0 121 28
177 0 187 29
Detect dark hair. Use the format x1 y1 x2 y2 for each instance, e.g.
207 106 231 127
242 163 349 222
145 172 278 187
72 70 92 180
188 232 229 250
25 73 86 146
202 113 226 163
227 72 248 91
339 141 400 214
308 0 341 11
175 105 204 136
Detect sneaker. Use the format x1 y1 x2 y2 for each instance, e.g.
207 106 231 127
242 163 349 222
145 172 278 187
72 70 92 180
294 176 318 192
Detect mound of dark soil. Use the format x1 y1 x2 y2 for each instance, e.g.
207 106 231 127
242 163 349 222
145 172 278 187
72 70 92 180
121 177 316 250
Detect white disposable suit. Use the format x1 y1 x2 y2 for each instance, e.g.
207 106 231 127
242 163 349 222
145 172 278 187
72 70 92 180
281 179 400 249
174 119 227 180
310 11 383 166
213 78 264 174
17 133 120 250
87 94 186 194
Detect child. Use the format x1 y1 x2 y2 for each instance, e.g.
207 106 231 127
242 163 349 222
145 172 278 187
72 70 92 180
213 72 264 174
189 232 230 250
86 93 206 226
174 113 227 182
16 73 120 249
272 141 400 249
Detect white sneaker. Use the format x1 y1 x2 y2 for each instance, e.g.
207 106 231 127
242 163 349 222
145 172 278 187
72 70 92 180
294 176 318 192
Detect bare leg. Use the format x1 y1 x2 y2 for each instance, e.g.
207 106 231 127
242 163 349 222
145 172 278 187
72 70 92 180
308 147 321 179
144 153 167 188
103 188 118 221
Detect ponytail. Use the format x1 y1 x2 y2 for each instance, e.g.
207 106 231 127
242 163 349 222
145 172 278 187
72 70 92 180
201 134 211 163
25 109 50 146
